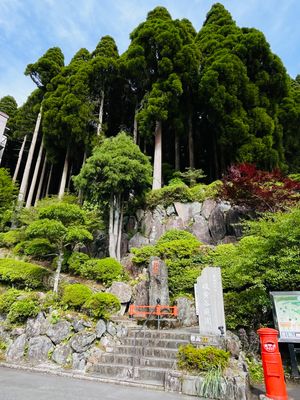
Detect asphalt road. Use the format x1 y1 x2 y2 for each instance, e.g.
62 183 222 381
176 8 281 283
0 367 192 400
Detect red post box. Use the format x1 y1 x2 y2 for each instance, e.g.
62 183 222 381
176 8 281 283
257 328 288 400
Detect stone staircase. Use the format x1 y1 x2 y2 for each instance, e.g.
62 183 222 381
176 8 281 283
90 328 192 388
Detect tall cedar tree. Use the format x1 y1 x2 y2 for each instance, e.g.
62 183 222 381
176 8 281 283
127 7 183 189
196 3 288 179
42 48 93 198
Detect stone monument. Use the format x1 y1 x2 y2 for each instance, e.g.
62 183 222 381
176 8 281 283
148 256 170 306
194 266 226 336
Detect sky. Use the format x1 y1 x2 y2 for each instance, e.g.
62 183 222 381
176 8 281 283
0 0 299 106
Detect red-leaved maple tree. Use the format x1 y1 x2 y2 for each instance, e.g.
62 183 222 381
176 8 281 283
221 164 300 212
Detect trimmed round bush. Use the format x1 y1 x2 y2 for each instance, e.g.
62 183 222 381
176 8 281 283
0 288 22 314
157 229 200 245
62 284 92 309
7 299 39 323
146 183 192 208
83 292 121 319
0 259 49 288
67 251 90 275
81 258 123 286
23 238 56 257
0 230 24 248
177 344 230 372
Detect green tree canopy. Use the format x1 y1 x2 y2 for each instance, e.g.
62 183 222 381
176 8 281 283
74 132 152 260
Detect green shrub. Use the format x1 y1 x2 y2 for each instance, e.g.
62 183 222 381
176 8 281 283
177 344 230 372
22 238 56 258
189 181 222 202
62 284 92 309
67 251 90 275
245 357 264 383
168 260 203 297
81 258 123 286
131 230 204 298
131 246 158 265
156 239 200 259
41 291 61 311
157 229 200 245
83 292 120 319
7 299 39 323
146 183 193 208
0 259 49 288
0 230 25 248
0 288 22 314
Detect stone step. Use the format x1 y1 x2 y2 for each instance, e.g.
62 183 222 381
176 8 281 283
115 345 178 359
121 337 189 349
92 363 169 383
128 329 191 341
92 363 134 379
101 353 176 369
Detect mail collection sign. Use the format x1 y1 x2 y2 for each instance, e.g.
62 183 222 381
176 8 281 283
270 291 300 343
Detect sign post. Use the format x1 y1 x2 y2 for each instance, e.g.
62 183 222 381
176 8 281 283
271 291 300 377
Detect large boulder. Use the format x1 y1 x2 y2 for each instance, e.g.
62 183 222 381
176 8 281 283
52 343 73 365
106 321 117 336
208 206 226 242
132 279 149 306
107 282 132 304
27 336 54 362
90 230 108 258
164 216 185 231
6 334 27 362
70 332 96 353
86 346 105 370
174 202 202 223
26 312 48 337
46 320 71 344
201 199 217 220
128 232 149 250
190 215 212 244
226 206 248 238
148 206 167 244
95 320 106 338
72 352 86 370
176 297 198 327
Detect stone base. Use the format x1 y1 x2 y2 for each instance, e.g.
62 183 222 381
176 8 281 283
165 370 250 399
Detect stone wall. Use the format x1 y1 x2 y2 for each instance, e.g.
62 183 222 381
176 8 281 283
0 312 127 371
127 200 253 251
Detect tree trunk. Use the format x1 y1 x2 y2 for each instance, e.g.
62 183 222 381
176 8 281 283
133 107 138 144
188 112 195 169
67 163 73 191
116 197 123 262
17 105 42 205
13 135 27 182
97 90 105 136
25 141 43 208
175 131 180 171
34 154 47 206
53 249 63 293
78 152 87 204
45 163 53 197
108 195 117 259
152 120 162 190
108 194 123 260
58 147 69 199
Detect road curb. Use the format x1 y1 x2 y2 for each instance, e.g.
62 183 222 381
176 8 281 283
0 362 164 392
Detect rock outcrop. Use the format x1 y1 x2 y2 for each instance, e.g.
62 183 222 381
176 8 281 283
127 200 252 251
